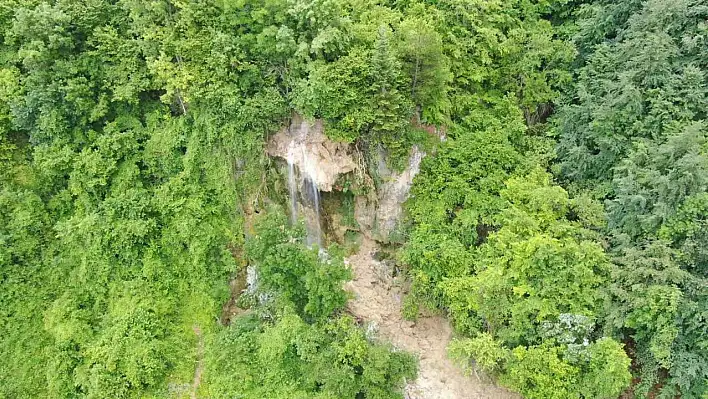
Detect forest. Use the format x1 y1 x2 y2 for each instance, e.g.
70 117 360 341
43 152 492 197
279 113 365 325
0 0 705 398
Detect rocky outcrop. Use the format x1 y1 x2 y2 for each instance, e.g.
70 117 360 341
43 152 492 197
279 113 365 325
355 147 425 242
268 112 425 244
267 114 357 192
373 147 424 241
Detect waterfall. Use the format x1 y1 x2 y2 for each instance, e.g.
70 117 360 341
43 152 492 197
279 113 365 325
285 139 323 249
286 143 298 225
301 176 322 247
301 146 322 248
310 178 322 248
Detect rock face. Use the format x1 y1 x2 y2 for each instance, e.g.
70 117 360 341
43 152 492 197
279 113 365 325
268 112 424 244
267 114 357 192
354 146 425 242
373 147 424 241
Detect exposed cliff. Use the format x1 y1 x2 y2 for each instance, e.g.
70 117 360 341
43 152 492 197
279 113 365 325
268 113 424 243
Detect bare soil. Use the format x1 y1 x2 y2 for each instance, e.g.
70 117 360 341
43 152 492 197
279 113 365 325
344 238 520 399
191 325 204 399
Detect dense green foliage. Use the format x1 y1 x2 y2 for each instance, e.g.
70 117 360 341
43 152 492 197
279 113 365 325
1 110 246 397
1 0 705 398
554 0 708 396
245 214 351 321
205 313 416 399
0 0 419 396
398 2 633 397
203 213 416 399
401 0 706 398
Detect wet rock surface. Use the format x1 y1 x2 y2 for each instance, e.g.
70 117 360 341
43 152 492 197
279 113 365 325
372 147 424 242
268 113 424 243
269 113 519 399
267 114 356 192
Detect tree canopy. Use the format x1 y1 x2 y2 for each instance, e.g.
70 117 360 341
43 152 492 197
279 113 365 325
1 0 705 398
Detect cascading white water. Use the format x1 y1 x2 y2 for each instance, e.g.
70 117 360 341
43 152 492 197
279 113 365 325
309 178 322 248
300 146 322 248
285 138 323 248
286 142 299 225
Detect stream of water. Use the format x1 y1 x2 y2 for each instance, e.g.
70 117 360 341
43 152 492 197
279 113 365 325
287 143 299 225
303 176 322 248
286 140 323 248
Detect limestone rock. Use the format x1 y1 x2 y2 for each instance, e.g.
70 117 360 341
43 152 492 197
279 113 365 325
354 147 425 242
375 147 424 241
267 113 356 192
268 113 425 245
354 194 376 237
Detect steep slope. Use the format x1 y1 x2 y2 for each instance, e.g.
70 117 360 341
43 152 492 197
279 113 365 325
345 238 519 399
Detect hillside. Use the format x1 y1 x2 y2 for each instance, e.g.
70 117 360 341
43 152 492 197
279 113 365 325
0 0 706 398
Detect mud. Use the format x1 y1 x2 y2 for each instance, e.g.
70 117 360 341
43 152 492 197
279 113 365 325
344 238 520 399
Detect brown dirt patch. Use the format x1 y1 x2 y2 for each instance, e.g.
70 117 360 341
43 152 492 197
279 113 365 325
191 325 204 399
345 237 520 399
